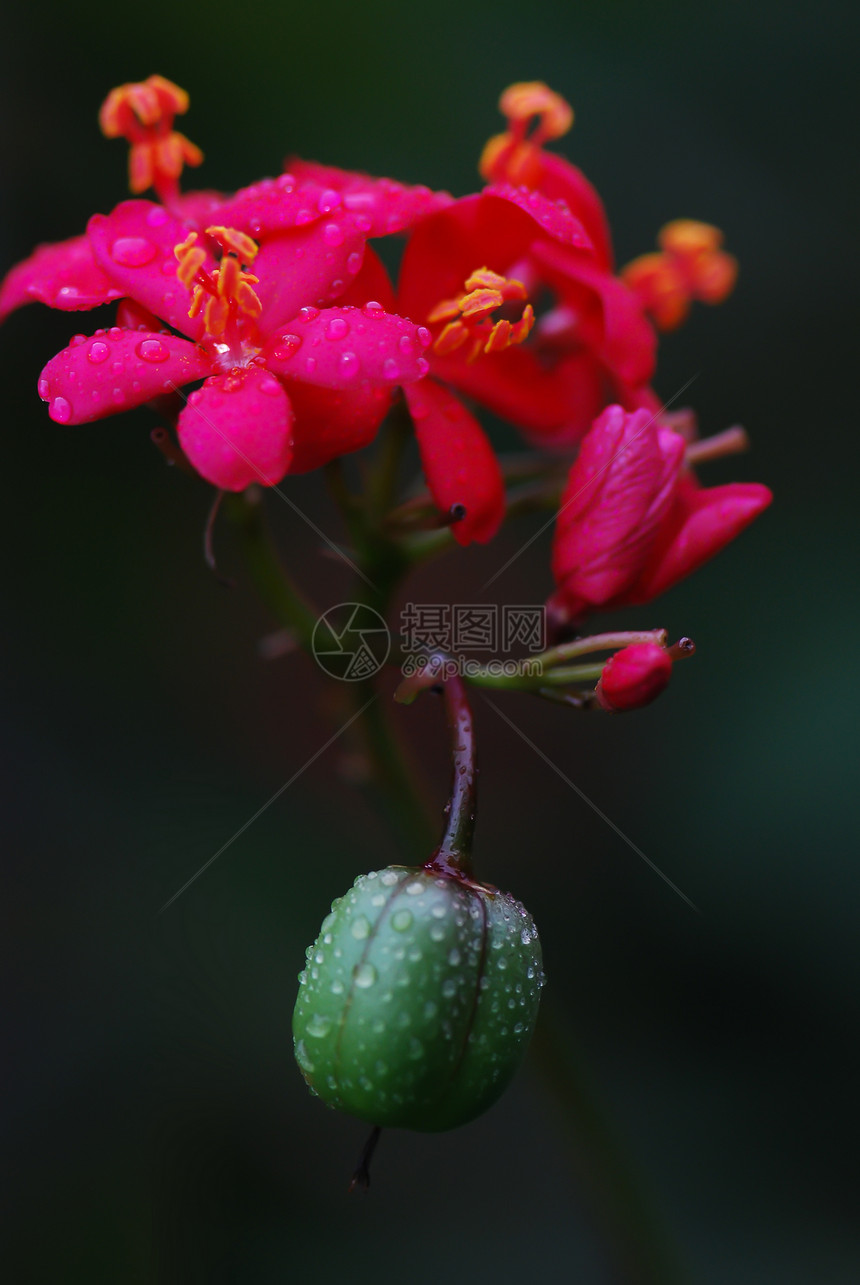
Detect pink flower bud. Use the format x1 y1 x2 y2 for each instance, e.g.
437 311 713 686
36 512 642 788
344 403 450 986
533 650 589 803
596 642 673 711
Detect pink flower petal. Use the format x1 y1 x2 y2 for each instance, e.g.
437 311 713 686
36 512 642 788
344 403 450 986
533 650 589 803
177 367 293 490
551 406 685 612
288 159 454 234
404 378 504 545
253 220 367 335
263 305 430 390
87 199 210 339
397 189 593 328
213 176 332 237
288 381 392 473
531 240 657 388
38 328 212 424
0 234 121 323
632 479 773 602
334 246 396 312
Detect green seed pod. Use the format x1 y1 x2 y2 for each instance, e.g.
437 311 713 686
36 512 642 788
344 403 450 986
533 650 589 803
293 865 544 1132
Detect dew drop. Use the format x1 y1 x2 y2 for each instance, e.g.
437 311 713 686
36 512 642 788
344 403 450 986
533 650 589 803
405 880 424 896
87 341 110 364
70 334 87 347
306 1013 332 1039
258 375 282 396
298 306 320 322
136 338 169 363
441 978 457 999
304 357 317 375
407 1037 425 1060
429 925 445 942
447 948 461 967
391 909 413 932
323 222 345 247
362 301 384 317
353 962 377 989
346 251 362 275
398 335 414 356
330 978 345 995
430 904 447 919
326 316 349 341
338 351 359 379
294 1040 315 1074
380 870 400 886
110 236 157 267
146 207 169 227
37 379 49 399
318 188 342 213
50 396 72 423
423 1001 438 1020
350 915 371 940
417 357 430 376
382 358 400 380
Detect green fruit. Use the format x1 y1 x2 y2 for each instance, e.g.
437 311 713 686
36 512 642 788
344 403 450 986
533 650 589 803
292 865 544 1131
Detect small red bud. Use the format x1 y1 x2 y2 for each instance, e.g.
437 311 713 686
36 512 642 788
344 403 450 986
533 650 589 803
596 642 672 711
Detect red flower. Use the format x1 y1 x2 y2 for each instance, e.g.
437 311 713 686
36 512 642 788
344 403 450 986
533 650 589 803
476 82 659 445
393 184 600 542
35 193 430 490
596 642 673 711
550 404 772 621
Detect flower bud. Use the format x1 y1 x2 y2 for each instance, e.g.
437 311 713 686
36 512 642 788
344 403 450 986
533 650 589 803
293 865 544 1132
596 641 672 710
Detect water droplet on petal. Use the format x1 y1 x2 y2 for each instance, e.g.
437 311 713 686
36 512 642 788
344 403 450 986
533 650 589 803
326 316 349 340
259 375 282 396
38 379 49 399
391 909 413 932
70 334 87 347
298 306 320 323
304 356 317 375
50 396 72 423
136 338 169 363
383 359 400 380
273 334 302 361
87 341 110 364
417 357 430 376
110 237 157 267
362 301 384 317
405 880 423 896
398 335 414 356
346 252 362 275
112 387 125 404
146 207 169 227
338 351 359 379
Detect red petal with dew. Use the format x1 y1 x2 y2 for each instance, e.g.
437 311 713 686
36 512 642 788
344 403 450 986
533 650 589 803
263 305 430 391
0 234 121 322
177 367 293 491
38 328 211 424
404 377 504 545
87 200 212 339
253 220 368 335
288 159 453 235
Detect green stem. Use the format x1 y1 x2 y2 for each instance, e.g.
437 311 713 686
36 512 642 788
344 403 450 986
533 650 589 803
224 490 318 650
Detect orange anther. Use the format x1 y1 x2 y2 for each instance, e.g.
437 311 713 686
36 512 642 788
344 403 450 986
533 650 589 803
622 221 737 331
206 226 259 265
498 82 574 142
99 75 189 137
434 321 471 356
100 75 201 200
430 269 534 360
427 298 463 326
459 288 505 319
463 267 508 292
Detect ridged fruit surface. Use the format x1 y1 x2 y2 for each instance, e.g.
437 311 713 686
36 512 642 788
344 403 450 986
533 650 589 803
293 865 544 1131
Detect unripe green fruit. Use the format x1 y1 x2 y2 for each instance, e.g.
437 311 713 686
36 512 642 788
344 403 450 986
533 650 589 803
293 865 544 1131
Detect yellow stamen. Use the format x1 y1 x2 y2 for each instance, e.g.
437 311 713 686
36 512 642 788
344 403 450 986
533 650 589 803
479 82 573 183
174 228 262 337
429 269 534 362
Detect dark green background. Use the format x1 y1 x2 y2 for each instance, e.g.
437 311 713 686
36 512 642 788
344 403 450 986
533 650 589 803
2 1 857 1281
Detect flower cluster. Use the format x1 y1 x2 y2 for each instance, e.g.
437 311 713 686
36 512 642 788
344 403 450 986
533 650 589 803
1 75 771 675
